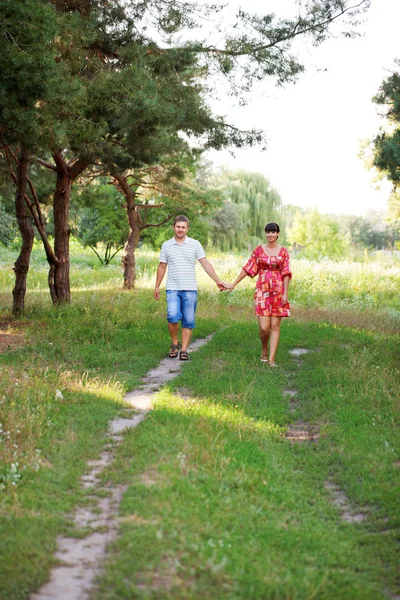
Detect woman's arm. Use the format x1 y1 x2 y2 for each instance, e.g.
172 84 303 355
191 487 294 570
226 269 248 292
282 274 290 305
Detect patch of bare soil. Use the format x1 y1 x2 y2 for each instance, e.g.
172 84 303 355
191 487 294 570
285 420 320 443
283 390 299 414
140 466 162 488
135 556 194 592
325 481 369 524
175 387 197 402
118 514 159 525
289 348 311 357
0 320 25 353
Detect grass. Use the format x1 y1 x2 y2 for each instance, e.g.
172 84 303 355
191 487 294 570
95 321 399 600
0 242 399 599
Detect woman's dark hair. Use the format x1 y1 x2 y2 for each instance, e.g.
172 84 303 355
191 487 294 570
264 222 280 233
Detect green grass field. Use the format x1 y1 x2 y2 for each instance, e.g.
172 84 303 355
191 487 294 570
0 243 399 599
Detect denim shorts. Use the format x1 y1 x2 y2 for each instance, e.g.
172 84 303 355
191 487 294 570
166 290 198 329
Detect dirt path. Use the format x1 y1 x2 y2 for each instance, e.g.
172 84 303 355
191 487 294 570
31 335 213 600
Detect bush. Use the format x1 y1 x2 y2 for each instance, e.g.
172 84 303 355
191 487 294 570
0 203 17 246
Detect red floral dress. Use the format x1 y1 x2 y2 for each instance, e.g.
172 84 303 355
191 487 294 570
243 245 292 317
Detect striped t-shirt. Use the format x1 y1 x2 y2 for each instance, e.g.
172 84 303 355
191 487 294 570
159 236 206 290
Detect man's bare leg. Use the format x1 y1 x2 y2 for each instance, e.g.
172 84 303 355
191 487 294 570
269 317 281 365
258 316 271 361
181 327 192 352
168 322 179 346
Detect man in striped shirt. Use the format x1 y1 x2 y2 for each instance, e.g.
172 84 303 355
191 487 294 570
154 215 226 361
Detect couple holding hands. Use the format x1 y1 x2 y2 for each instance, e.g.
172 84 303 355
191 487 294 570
154 215 292 366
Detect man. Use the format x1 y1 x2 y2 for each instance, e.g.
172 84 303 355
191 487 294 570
154 215 226 360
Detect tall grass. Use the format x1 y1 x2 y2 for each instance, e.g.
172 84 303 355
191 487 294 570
1 242 399 313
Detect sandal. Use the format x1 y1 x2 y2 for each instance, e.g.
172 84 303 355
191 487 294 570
179 350 190 361
269 361 278 368
260 357 269 364
168 342 180 358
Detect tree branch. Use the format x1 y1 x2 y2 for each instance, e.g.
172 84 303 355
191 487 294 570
141 214 174 230
34 157 57 171
184 1 368 57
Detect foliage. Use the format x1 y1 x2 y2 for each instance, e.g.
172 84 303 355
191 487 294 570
337 211 399 250
207 170 283 250
72 181 128 265
387 189 400 239
287 208 349 260
0 0 60 147
140 213 210 250
1 0 372 305
372 60 400 190
208 201 247 251
0 201 17 246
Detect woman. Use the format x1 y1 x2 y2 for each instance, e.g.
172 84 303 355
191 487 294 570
227 222 292 367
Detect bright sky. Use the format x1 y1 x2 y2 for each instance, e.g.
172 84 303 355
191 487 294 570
205 0 399 216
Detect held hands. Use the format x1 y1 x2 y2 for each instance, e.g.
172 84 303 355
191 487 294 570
216 281 234 292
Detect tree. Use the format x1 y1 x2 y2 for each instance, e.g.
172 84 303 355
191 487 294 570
0 0 60 313
387 188 400 230
287 208 348 260
371 61 400 237
72 181 128 265
1 0 371 308
338 211 398 250
209 202 246 252
209 170 283 250
372 61 400 188
111 158 218 288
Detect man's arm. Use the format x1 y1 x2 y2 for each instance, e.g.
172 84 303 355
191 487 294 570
154 262 167 300
198 257 226 290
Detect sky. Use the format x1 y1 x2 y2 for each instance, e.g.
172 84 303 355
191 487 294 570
205 0 399 216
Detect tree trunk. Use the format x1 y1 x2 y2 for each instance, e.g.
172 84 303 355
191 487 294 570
49 151 72 303
47 153 89 304
12 146 33 316
113 173 142 290
123 199 141 289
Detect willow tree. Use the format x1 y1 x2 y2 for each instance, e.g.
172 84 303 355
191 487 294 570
209 170 283 250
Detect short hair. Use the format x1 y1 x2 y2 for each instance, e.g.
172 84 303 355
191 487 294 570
173 215 190 226
264 222 280 233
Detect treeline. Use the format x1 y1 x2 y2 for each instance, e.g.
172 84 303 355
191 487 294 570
2 166 397 263
0 0 372 312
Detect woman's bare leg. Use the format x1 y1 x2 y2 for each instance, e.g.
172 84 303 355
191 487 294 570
258 316 271 360
269 317 281 365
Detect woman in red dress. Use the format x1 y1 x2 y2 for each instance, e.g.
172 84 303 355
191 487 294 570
228 222 292 367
